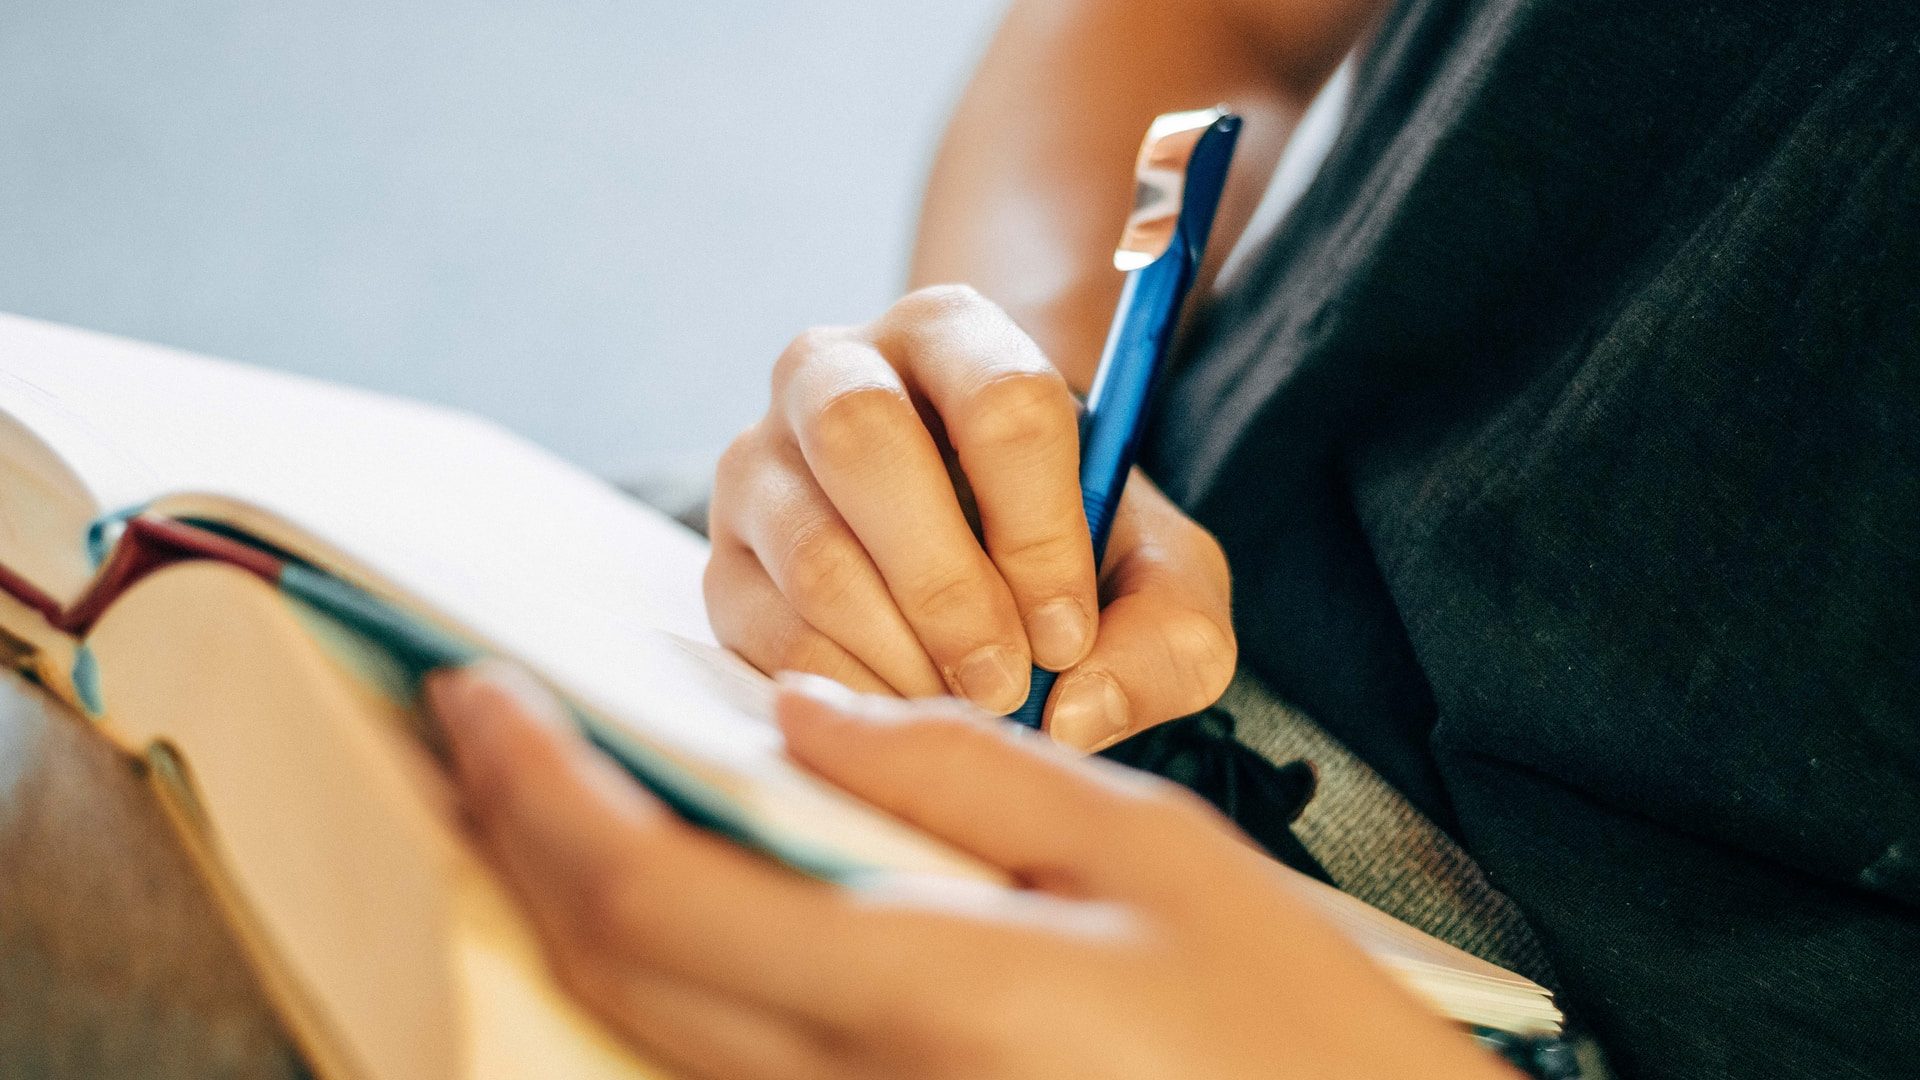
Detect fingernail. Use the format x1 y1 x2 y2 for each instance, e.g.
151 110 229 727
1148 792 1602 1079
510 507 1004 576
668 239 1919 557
1025 599 1092 671
1047 672 1129 750
951 644 1030 714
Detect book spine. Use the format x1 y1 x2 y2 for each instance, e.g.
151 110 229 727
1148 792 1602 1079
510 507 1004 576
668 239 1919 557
0 515 290 714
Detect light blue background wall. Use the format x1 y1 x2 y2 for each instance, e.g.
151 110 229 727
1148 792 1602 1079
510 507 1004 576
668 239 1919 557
0 2 1006 479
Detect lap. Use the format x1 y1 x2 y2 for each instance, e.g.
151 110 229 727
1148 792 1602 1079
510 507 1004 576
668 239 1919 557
0 669 301 1080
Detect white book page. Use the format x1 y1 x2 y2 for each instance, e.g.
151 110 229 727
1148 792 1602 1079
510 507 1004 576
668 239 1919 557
0 312 989 879
0 312 713 641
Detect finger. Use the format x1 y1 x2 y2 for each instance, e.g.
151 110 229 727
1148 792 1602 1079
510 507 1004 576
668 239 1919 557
778 329 1030 712
703 541 894 695
875 287 1097 671
775 674 1192 896
710 431 945 697
426 662 894 1022
1044 484 1236 751
555 960 846 1080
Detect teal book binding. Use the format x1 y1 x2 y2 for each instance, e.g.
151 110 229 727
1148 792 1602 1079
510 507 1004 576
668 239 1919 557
69 510 867 884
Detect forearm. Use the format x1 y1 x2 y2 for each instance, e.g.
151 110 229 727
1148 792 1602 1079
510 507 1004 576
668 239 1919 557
911 0 1377 390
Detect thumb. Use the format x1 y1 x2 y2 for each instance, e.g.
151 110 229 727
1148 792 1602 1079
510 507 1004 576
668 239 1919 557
774 673 1183 894
1045 485 1237 751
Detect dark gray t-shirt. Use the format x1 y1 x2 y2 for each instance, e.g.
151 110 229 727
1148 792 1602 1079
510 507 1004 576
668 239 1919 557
1141 1 1920 1076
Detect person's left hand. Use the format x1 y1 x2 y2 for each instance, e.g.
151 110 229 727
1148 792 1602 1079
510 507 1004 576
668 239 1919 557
426 662 1515 1080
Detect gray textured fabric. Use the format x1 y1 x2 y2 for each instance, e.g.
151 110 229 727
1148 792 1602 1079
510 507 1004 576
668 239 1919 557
1219 671 1557 988
1217 672 1623 1077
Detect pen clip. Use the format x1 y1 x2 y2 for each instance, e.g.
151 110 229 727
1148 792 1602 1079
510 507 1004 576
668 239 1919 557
1113 106 1242 272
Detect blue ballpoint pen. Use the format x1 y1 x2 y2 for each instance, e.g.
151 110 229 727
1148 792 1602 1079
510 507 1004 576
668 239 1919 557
1008 107 1241 730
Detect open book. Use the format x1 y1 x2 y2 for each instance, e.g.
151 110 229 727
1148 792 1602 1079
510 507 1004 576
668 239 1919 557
0 312 1561 1079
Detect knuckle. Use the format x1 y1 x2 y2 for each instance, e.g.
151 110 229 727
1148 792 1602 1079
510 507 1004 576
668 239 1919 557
772 326 845 391
906 569 989 628
959 369 1075 457
805 383 914 464
708 427 762 525
1160 606 1238 709
889 282 989 326
774 630 846 680
775 522 859 615
991 530 1091 582
713 422 761 482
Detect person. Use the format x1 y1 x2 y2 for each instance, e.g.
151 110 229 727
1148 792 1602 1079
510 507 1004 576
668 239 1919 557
430 1 1920 1077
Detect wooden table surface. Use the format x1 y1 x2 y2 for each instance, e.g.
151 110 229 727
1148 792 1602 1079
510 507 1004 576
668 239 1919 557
0 669 304 1080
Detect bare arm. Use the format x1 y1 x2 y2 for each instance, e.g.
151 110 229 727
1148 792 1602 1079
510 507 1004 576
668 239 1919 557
911 0 1383 390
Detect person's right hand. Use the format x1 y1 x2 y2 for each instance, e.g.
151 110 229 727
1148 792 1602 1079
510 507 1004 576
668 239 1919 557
705 285 1236 751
